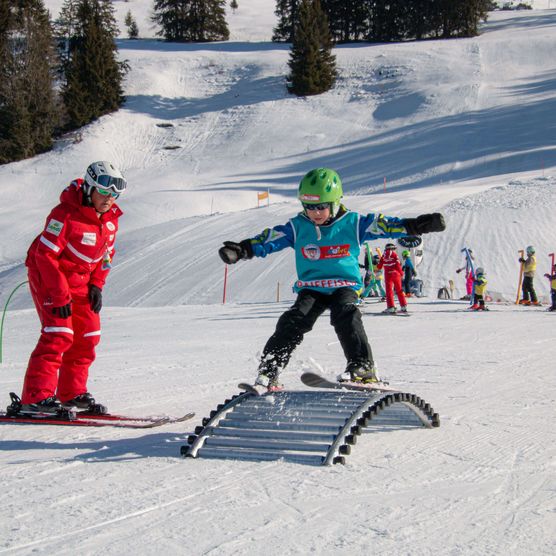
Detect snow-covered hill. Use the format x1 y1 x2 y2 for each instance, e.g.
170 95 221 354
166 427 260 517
1 4 555 555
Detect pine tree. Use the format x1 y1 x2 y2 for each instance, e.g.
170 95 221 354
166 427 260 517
287 0 336 96
63 0 126 129
273 0 300 42
0 0 60 164
125 10 139 38
152 0 229 42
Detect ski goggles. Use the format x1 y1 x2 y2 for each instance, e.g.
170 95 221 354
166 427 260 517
95 174 127 193
96 187 120 199
302 202 330 211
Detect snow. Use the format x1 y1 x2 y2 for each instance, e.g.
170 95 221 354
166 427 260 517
1 3 555 554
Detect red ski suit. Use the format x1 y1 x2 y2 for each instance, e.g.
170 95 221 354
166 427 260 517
378 250 407 309
21 180 122 404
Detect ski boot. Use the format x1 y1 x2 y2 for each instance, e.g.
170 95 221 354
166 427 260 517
470 304 480 310
531 301 542 306
62 393 107 415
8 392 76 419
519 299 530 305
338 361 380 384
382 306 397 314
399 305 408 313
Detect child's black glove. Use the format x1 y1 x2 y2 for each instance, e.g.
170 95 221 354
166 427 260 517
88 285 103 313
403 213 446 235
519 258 525 263
218 240 254 264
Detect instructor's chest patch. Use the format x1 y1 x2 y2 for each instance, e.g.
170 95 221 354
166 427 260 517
81 232 97 246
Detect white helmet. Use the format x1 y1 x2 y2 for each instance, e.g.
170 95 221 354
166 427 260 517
526 245 535 255
84 161 127 197
475 267 485 276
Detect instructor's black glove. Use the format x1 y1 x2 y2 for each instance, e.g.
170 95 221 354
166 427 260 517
218 240 254 265
403 213 446 235
88 285 103 313
518 258 525 264
53 303 72 318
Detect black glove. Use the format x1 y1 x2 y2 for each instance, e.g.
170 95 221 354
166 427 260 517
403 213 446 235
53 303 72 318
88 285 102 313
456 269 462 274
218 240 254 265
519 258 525 264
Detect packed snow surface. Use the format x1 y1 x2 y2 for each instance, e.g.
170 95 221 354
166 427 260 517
0 3 555 554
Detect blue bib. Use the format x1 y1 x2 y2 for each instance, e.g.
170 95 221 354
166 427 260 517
291 212 362 294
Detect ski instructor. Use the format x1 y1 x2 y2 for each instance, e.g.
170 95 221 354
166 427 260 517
15 161 126 416
218 168 446 394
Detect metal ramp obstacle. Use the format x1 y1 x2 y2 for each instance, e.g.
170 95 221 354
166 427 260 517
182 389 439 466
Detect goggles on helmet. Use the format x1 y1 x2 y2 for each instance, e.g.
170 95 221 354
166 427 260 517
95 174 127 193
303 202 330 211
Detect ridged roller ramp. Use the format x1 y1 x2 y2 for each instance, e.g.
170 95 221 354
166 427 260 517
182 389 439 466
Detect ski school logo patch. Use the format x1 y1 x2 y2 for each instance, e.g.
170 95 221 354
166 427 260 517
46 219 64 236
302 244 351 260
106 222 116 231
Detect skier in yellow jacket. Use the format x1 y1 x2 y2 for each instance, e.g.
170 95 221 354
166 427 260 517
519 246 541 306
471 267 488 311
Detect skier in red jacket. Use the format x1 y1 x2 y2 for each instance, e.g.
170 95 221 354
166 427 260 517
377 243 407 314
16 161 126 416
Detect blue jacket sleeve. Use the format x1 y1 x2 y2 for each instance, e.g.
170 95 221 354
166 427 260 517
359 213 408 243
248 222 295 258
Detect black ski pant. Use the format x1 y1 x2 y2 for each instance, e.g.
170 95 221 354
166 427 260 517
259 288 373 378
522 276 538 303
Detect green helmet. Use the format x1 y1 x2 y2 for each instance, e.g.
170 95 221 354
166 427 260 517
402 250 410 258
298 168 343 216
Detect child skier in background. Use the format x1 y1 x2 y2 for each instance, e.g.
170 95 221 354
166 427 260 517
218 168 446 393
401 249 416 296
369 254 386 299
456 249 475 300
471 267 488 311
544 263 556 311
519 246 541 306
378 243 408 314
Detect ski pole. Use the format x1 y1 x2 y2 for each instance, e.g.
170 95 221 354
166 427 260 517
516 249 525 304
0 281 29 364
222 265 228 304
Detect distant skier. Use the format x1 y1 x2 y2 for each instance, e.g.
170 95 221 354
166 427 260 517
218 168 446 393
401 249 416 296
378 243 407 313
470 267 488 311
543 263 556 311
519 246 541 306
14 162 126 416
368 254 386 299
456 249 475 300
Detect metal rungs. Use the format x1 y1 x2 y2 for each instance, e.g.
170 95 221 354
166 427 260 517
183 389 439 465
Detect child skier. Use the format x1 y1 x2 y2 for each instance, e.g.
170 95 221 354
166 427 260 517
519 246 541 306
544 263 556 311
218 168 446 393
471 267 488 310
401 249 416 296
378 243 407 314
10 162 126 416
456 249 475 300
368 254 386 299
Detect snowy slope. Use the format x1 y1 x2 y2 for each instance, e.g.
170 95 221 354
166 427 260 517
1 4 555 555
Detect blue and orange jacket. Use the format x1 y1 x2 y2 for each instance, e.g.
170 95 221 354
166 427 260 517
246 207 408 294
